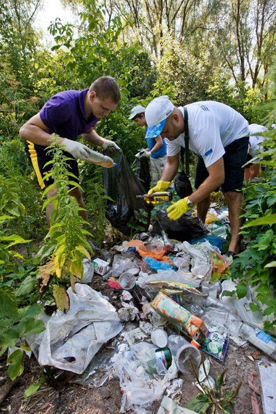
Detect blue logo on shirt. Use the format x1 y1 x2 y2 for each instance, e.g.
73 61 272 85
204 148 213 157
200 105 209 111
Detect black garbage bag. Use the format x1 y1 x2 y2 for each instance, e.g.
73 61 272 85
133 156 151 192
152 209 207 242
103 150 151 235
174 171 193 199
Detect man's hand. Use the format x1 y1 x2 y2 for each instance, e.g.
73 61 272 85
61 138 94 160
102 138 121 151
148 180 170 196
139 149 151 158
167 197 190 220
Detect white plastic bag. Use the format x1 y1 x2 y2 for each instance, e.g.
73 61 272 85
38 284 123 374
113 342 178 413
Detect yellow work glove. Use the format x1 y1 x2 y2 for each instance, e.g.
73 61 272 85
167 197 190 220
148 181 170 196
146 180 171 204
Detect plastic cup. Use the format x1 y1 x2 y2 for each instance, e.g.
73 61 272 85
119 272 136 290
151 329 168 348
168 335 201 373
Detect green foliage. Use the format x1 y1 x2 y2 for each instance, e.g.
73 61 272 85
186 369 241 414
81 163 111 246
128 208 150 237
24 375 46 398
231 130 276 330
35 136 93 309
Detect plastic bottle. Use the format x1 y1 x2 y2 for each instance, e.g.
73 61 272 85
239 324 276 360
136 192 173 203
201 281 221 299
167 335 201 373
160 229 174 252
151 328 168 348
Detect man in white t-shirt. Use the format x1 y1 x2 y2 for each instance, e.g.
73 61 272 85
145 96 250 256
244 124 267 182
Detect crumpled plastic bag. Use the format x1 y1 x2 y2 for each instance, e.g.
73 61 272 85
37 284 123 374
176 241 213 278
112 342 178 413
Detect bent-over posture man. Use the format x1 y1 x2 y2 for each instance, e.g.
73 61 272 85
20 76 121 225
145 96 250 256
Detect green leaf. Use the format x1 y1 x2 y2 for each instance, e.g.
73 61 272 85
243 215 276 227
249 302 261 312
0 290 18 320
236 283 247 299
186 394 211 413
263 306 275 316
0 327 19 348
222 289 235 297
7 349 24 380
265 261 276 268
18 318 45 338
214 369 226 393
24 377 46 398
15 275 37 297
18 303 43 320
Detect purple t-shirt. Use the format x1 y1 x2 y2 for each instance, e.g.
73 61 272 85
40 89 99 141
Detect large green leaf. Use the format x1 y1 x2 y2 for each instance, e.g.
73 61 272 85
243 215 276 227
18 317 45 338
265 261 276 268
0 327 19 348
236 283 247 299
186 394 211 414
0 289 18 320
16 275 37 297
7 349 24 380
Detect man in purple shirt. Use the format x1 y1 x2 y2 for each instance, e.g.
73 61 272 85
20 76 121 225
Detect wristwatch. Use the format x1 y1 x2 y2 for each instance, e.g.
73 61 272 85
187 198 194 208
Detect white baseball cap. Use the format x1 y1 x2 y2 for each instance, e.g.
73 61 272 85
248 123 267 135
145 96 174 138
129 105 146 120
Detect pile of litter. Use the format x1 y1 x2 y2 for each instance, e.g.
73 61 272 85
27 204 276 413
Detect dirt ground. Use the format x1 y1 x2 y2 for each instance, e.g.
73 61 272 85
0 274 265 414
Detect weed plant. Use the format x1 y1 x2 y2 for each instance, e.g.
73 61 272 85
36 135 93 311
230 129 276 330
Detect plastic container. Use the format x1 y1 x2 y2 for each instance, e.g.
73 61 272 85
210 222 228 238
168 335 201 373
201 281 221 299
239 324 276 360
147 236 165 255
80 259 94 283
151 329 168 348
119 272 136 290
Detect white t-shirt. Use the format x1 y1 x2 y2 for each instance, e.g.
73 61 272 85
166 101 250 168
248 124 267 158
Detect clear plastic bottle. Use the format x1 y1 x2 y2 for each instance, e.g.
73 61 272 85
239 324 276 360
167 335 201 373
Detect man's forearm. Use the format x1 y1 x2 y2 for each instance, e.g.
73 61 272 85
83 129 105 147
19 124 63 146
160 161 178 182
189 175 224 205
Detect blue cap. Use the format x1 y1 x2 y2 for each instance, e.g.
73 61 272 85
145 119 166 138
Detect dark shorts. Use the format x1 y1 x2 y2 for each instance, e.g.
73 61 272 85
244 153 253 168
25 141 79 190
195 136 249 193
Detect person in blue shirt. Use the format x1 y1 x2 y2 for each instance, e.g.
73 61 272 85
129 105 167 185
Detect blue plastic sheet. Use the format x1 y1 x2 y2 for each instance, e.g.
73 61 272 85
143 256 176 271
190 235 226 252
